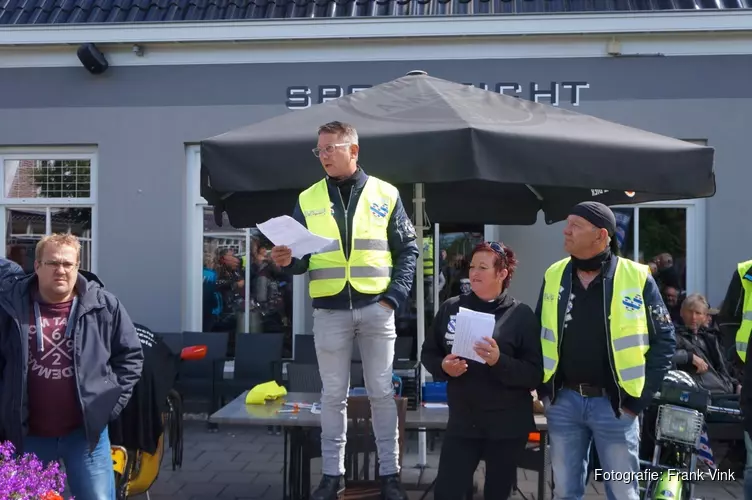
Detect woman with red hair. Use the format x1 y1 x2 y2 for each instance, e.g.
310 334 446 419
421 241 543 500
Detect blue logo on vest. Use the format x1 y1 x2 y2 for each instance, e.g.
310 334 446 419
622 294 644 312
370 202 389 218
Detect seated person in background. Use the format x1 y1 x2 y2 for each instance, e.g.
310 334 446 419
672 293 739 395
662 285 683 324
421 242 542 500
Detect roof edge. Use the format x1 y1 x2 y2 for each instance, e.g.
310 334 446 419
1 10 752 46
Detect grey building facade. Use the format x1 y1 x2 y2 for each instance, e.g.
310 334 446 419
1 3 751 334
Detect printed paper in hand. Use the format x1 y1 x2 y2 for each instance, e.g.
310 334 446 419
257 215 337 259
451 307 496 364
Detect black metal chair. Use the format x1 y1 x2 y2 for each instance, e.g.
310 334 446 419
221 332 285 403
287 363 323 393
174 331 229 419
294 334 318 363
394 337 412 361
158 332 183 355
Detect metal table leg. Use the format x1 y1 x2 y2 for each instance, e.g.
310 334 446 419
538 431 550 500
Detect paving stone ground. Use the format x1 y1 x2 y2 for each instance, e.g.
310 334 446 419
131 421 743 500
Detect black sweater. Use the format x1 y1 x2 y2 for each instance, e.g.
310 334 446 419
421 291 543 439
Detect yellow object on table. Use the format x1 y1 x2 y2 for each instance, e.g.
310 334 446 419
245 380 288 405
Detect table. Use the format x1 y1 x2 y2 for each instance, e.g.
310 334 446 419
210 391 549 500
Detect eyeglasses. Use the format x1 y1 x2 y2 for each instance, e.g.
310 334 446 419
312 143 351 158
41 260 78 271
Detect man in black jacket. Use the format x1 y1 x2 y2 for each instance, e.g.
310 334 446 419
720 259 752 500
271 121 418 500
536 202 675 500
0 234 143 500
673 293 738 394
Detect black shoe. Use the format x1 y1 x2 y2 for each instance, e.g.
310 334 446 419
380 474 408 500
311 474 344 500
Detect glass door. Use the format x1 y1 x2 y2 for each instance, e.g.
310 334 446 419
612 199 706 304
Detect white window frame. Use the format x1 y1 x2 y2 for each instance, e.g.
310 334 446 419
612 198 707 297
0 147 98 273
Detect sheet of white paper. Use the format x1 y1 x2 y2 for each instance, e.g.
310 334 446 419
451 307 496 364
257 215 337 259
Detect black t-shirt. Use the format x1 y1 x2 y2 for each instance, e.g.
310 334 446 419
558 273 615 387
108 324 180 453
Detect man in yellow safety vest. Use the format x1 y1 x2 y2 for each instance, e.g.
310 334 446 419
536 201 675 500
719 260 752 500
271 121 418 500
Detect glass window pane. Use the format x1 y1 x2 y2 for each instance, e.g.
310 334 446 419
4 159 92 199
6 208 45 273
50 207 93 271
639 207 687 320
612 208 636 261
200 206 292 357
5 207 93 273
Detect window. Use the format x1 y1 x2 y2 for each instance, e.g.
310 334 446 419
612 139 708 305
0 151 97 273
185 146 297 357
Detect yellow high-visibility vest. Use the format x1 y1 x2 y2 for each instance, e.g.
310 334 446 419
299 177 397 299
734 260 752 363
423 236 434 277
540 256 650 398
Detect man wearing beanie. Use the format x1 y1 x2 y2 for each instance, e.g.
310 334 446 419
536 201 676 500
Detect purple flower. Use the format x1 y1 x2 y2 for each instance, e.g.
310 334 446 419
0 441 72 499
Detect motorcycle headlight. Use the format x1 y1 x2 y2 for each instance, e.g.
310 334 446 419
655 404 704 446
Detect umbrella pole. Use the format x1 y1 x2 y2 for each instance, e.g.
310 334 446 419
413 183 427 468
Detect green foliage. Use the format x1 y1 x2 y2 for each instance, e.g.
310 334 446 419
639 208 685 262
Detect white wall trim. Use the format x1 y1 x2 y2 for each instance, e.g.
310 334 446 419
3 32 752 68
2 10 752 46
184 144 202 331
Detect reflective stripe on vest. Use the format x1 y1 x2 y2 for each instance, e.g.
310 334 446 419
540 256 650 398
734 260 752 363
299 177 397 299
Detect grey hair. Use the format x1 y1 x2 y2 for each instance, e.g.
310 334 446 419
681 293 709 312
318 121 359 145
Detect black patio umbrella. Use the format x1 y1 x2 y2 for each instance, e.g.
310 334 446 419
200 71 715 229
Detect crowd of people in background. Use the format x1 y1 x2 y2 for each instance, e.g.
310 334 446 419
201 237 293 356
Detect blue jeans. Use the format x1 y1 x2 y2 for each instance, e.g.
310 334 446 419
744 432 752 500
546 389 641 500
23 426 116 500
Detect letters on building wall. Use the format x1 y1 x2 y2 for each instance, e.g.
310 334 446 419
285 81 591 110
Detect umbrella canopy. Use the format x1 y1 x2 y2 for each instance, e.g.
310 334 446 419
200 72 715 228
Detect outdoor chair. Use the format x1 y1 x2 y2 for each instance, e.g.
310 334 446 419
340 396 408 500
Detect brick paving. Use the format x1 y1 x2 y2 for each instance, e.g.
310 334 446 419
132 421 743 500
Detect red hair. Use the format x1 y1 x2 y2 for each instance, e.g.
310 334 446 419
471 242 518 291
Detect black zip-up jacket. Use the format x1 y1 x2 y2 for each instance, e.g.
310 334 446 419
421 291 543 439
723 263 752 433
0 264 143 452
672 324 737 394
535 255 676 416
283 167 419 311
719 263 751 358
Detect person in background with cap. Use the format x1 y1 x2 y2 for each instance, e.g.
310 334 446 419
536 201 675 500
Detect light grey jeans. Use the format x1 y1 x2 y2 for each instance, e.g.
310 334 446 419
312 301 399 476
